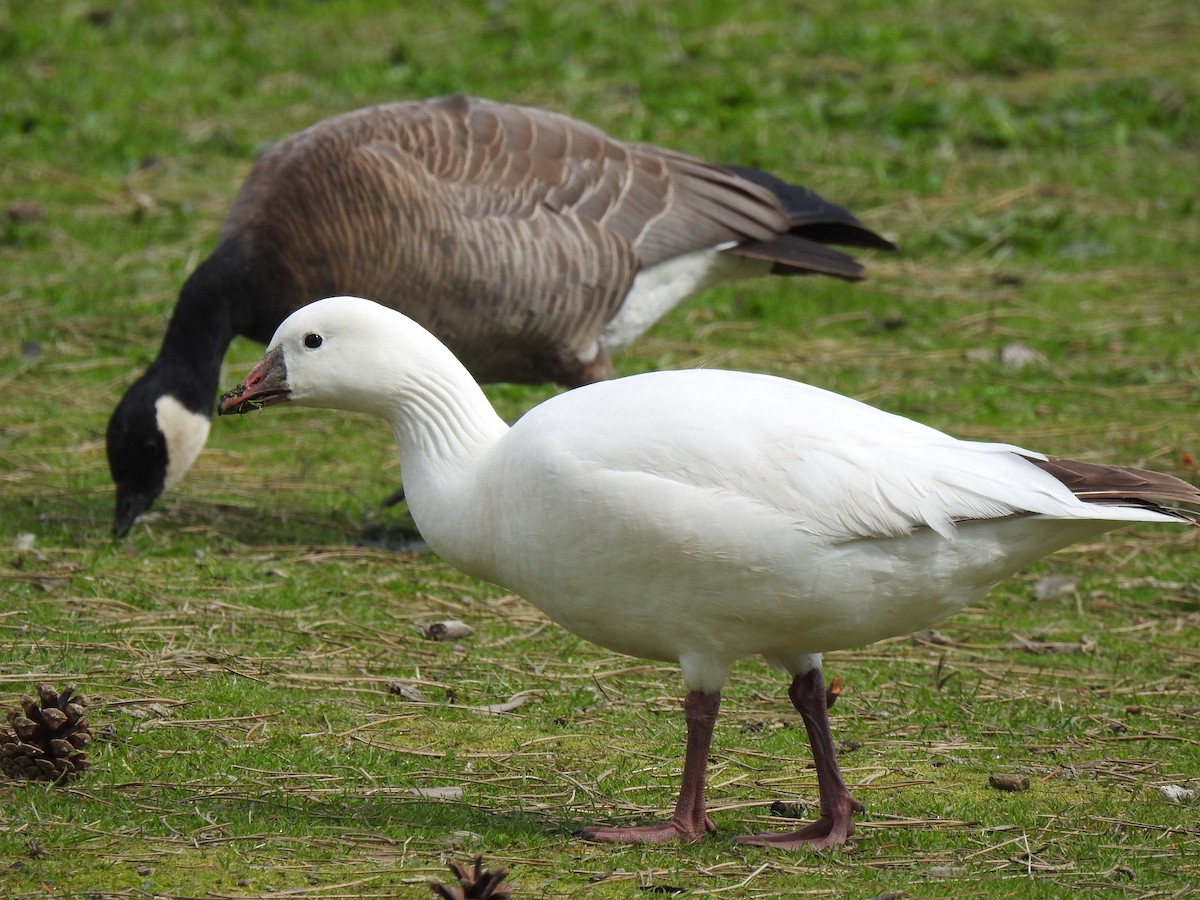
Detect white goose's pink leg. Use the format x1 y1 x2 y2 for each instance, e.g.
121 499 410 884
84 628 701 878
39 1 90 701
579 690 720 844
736 668 863 849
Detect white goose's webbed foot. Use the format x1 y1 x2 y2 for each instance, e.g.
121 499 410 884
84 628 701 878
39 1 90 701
578 690 720 845
736 667 863 850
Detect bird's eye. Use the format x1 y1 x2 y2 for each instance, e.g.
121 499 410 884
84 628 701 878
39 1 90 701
303 333 323 349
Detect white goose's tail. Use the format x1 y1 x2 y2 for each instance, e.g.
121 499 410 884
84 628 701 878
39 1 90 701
1024 455 1200 524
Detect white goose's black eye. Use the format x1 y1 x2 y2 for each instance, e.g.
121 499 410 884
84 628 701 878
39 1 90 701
303 333 323 349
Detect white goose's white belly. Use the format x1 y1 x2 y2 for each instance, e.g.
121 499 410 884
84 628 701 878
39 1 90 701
439 466 1109 686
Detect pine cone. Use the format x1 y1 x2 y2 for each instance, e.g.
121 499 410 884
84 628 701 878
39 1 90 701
429 854 513 899
0 683 93 783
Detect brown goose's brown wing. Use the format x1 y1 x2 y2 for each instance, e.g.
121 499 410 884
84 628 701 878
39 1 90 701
355 139 642 384
334 95 797 264
1024 455 1200 521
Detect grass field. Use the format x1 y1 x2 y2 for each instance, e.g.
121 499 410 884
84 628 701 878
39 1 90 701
2 1 1198 897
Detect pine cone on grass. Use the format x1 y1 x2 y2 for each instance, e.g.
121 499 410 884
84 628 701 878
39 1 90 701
430 854 513 899
0 683 92 783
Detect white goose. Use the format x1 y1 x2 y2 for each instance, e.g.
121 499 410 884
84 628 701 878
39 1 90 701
218 296 1199 848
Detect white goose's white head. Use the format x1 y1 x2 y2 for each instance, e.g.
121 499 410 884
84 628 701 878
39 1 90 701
220 296 472 420
217 296 509 475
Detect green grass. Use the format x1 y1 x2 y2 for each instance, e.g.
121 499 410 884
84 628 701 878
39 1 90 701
2 0 1199 896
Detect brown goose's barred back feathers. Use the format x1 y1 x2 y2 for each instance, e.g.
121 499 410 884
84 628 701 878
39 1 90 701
1025 455 1200 522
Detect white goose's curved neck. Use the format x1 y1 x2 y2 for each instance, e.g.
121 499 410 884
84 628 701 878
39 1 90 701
384 368 508 486
383 369 507 572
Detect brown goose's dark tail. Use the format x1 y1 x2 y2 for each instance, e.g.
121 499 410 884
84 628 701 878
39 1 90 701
720 164 896 282
1024 455 1200 523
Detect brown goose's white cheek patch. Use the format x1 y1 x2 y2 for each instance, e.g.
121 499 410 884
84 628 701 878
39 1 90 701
155 395 211 491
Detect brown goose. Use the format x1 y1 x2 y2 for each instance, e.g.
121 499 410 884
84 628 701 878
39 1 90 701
106 93 894 536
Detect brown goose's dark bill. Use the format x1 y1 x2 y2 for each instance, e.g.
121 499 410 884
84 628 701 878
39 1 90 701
218 346 291 415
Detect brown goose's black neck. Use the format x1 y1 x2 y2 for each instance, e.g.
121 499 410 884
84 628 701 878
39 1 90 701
153 236 290 414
